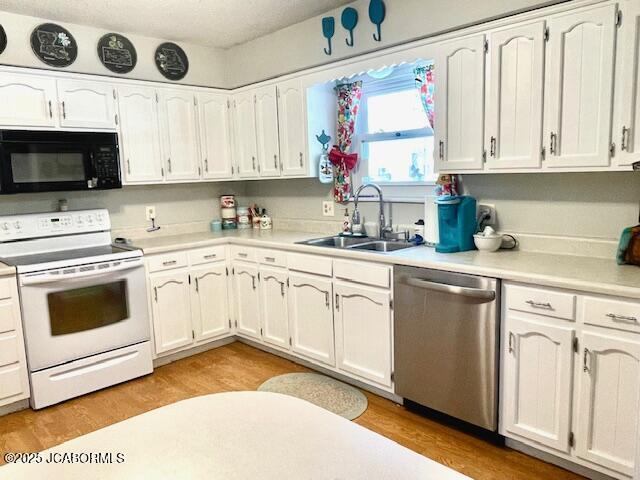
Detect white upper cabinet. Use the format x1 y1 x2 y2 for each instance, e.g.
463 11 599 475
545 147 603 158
615 0 640 166
198 92 233 179
576 332 640 477
544 4 616 168
486 22 545 170
158 89 201 181
503 315 575 453
434 34 486 171
56 79 116 130
117 85 164 184
232 91 259 178
191 264 230 342
277 78 307 176
0 72 57 128
255 85 280 177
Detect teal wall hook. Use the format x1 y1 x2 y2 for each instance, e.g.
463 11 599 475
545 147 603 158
341 7 358 47
369 0 385 42
322 17 335 55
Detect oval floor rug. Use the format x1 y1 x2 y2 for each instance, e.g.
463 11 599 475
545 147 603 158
257 372 368 420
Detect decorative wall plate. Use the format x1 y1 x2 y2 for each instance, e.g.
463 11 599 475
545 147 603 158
30 23 77 67
0 25 6 55
154 42 188 80
98 33 137 74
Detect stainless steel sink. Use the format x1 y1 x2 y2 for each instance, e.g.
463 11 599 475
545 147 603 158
297 236 416 253
349 240 415 252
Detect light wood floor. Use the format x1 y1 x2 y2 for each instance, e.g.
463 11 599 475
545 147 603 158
0 342 583 479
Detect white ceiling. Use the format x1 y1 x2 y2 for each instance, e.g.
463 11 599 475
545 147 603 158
0 0 353 48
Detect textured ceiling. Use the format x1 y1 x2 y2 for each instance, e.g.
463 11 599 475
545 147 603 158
0 0 353 48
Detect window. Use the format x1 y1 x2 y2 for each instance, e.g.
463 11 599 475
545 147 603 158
355 63 437 188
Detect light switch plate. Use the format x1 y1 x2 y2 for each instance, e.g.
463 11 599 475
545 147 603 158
322 201 335 217
145 206 156 221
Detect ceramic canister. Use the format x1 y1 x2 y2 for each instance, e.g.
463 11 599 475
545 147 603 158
220 195 236 208
237 207 251 229
221 207 237 219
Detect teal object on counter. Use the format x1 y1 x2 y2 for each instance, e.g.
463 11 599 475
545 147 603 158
435 195 477 253
210 220 222 232
617 225 634 265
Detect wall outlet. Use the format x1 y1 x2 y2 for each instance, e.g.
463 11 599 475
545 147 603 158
478 203 496 226
322 201 335 217
145 206 156 221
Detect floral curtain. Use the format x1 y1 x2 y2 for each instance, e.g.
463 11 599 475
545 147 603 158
414 65 435 130
328 81 362 203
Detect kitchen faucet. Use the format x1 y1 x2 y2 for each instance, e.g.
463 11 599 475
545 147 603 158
353 183 392 239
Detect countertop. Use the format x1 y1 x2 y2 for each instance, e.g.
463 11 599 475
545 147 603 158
131 229 640 300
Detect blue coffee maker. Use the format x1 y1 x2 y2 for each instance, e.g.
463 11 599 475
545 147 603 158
435 195 477 253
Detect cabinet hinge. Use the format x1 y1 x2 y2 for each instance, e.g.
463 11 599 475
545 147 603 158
573 337 579 353
568 432 575 448
112 89 117 100
228 319 232 328
194 96 197 106
390 371 395 382
482 150 487 163
610 142 616 158
544 27 550 42
389 299 393 309
227 99 231 109
276 87 280 99
155 92 159 103
114 114 118 125
226 267 229 276
188 274 191 284
484 40 489 53
616 10 623 27
235 320 238 328
541 146 546 161
192 330 195 339
287 278 290 288
257 272 261 280
260 328 263 336
232 267 235 275
289 337 292 346
161 167 165 177
253 95 257 104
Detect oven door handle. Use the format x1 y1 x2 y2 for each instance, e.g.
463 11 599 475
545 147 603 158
401 276 496 302
20 260 143 286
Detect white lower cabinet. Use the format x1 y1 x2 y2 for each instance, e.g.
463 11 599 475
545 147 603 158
334 282 392 387
150 270 193 354
503 314 575 453
288 272 335 366
576 332 640 477
191 263 231 342
259 266 289 350
232 261 262 340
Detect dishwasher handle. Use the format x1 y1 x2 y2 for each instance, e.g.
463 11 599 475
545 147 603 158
401 276 496 302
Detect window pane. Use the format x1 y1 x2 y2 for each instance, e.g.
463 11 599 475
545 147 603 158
367 89 429 133
363 136 434 183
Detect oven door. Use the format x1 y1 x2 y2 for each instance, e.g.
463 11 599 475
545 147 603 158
19 261 150 372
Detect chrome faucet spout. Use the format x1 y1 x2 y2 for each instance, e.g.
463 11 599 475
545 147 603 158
354 183 387 239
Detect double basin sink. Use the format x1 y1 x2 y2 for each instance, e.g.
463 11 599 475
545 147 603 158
297 235 415 253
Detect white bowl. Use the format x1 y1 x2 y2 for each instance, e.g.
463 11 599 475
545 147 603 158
473 234 502 252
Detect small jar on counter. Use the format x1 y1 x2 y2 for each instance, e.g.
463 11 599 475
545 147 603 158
210 219 222 232
260 209 272 230
220 195 236 208
237 207 251 229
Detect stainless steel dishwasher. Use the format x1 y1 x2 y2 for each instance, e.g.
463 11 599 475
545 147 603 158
393 266 500 431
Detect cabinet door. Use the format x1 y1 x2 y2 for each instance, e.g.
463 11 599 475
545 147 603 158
56 79 116 129
544 4 616 168
503 315 575 452
158 89 201 181
434 34 486 171
233 262 261 340
486 22 545 170
191 263 231 342
198 93 233 179
277 79 307 176
288 272 335 366
117 85 164 183
151 271 193 354
334 282 392 387
615 0 640 166
576 332 640 476
255 85 280 177
232 91 259 178
259 266 289 350
0 72 57 127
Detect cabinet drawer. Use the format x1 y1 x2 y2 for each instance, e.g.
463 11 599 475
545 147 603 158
147 252 188 273
188 246 226 266
0 364 24 401
334 260 391 289
257 249 287 267
230 245 256 262
0 302 16 333
505 284 576 321
583 296 640 333
0 331 19 367
0 277 13 301
288 253 332 277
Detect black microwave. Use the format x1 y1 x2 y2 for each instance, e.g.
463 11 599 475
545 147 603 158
0 130 121 194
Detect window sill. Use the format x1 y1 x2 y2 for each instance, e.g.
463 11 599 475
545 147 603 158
348 182 437 204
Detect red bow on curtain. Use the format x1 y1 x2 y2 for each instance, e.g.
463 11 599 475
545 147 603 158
328 146 358 171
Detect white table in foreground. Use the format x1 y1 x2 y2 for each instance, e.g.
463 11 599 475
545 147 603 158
0 391 469 479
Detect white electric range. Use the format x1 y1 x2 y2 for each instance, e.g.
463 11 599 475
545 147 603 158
0 209 153 409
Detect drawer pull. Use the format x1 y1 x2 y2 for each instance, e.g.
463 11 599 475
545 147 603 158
508 332 515 354
238 252 248 258
203 254 217 259
162 260 177 266
526 300 552 309
583 348 591 373
606 313 638 323
264 256 276 262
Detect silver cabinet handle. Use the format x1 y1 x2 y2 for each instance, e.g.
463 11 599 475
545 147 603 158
621 126 630 151
252 156 256 170
438 140 444 160
204 158 209 172
237 252 248 258
606 313 638 323
273 155 278 169
126 158 131 174
525 300 552 309
195 277 199 292
162 260 177 266
252 275 256 290
549 132 558 155
281 282 285 297
299 152 303 167
264 256 276 262
325 291 330 308
490 136 496 157
203 254 217 260
231 165 235 175
61 101 66 119
167 158 172 173
154 287 158 302
583 348 591 373
48 100 53 118
198 166 202 176
508 332 515 354
335 293 339 311
401 276 496 302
